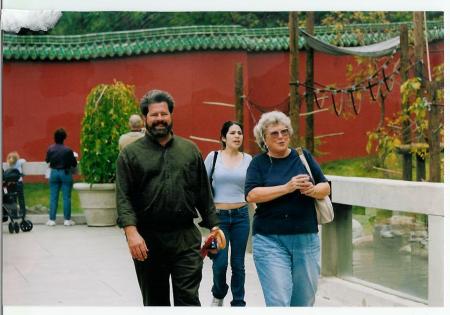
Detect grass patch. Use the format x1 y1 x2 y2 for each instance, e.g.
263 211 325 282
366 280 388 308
23 183 83 214
321 154 443 182
321 156 402 179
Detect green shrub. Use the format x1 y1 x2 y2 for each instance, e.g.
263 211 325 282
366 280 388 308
80 81 139 183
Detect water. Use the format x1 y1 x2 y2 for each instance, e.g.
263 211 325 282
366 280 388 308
353 246 428 300
352 220 428 300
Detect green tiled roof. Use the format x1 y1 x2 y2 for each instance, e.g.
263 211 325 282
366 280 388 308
2 21 444 61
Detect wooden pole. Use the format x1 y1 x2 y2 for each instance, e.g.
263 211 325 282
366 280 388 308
400 24 412 181
413 12 426 181
305 11 315 154
289 12 300 147
413 12 425 87
378 93 386 129
428 81 441 182
234 63 244 125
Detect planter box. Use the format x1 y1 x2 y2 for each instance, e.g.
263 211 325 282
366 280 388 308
73 183 117 227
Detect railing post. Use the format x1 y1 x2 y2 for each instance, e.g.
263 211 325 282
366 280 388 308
427 215 444 306
321 203 352 277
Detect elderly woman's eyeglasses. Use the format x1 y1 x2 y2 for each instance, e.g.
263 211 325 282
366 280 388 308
268 128 289 139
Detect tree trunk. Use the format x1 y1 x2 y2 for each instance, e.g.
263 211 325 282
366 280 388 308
289 12 300 147
305 11 315 154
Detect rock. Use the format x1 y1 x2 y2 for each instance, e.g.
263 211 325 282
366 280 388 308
391 229 404 237
353 235 373 247
379 225 394 238
389 215 414 225
399 244 412 254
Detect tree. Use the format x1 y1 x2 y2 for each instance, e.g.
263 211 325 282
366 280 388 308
21 11 441 36
80 81 139 183
366 64 444 175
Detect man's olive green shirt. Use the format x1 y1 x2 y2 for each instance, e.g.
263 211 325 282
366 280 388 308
116 132 219 231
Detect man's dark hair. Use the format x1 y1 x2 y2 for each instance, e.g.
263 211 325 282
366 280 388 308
220 121 243 149
140 90 175 116
54 128 67 144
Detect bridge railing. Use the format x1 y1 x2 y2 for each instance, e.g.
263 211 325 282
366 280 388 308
2 161 49 175
323 175 444 306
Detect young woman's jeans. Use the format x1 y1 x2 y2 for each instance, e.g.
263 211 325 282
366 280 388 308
211 205 250 306
49 169 73 221
253 232 320 306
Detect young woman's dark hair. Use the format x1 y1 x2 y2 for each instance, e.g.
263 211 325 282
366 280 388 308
220 121 243 149
54 128 67 144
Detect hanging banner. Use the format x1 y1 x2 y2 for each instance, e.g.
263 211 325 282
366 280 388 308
301 29 400 58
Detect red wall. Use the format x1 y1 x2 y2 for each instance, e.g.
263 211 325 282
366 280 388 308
2 42 443 171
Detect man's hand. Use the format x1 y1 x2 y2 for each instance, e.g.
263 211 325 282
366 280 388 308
209 227 226 252
124 226 148 261
201 227 226 257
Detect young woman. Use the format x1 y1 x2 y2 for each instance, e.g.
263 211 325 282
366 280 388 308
204 121 252 307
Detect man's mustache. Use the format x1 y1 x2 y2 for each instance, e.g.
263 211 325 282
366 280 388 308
146 120 172 137
152 121 168 127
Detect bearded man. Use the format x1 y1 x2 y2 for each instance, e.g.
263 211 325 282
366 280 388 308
116 89 222 306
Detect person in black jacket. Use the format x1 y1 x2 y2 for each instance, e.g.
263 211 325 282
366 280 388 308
45 128 77 226
116 89 222 306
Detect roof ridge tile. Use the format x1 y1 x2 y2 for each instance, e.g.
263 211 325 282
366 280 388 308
3 21 443 61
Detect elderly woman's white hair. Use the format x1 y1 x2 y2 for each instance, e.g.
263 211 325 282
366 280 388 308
253 111 293 150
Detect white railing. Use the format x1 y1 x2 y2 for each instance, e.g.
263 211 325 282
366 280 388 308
328 175 443 216
2 161 48 175
324 175 444 306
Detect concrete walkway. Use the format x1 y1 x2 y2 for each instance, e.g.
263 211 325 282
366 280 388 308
2 222 339 307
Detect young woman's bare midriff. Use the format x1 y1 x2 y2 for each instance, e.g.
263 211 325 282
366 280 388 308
215 202 246 210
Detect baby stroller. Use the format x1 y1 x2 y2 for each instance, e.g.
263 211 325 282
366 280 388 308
2 168 33 233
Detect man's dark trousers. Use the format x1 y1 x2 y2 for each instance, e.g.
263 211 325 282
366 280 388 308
133 224 203 306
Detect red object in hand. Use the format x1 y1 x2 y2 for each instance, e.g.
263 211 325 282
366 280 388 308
200 234 217 258
200 229 226 259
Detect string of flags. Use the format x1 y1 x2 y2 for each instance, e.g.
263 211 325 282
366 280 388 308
204 49 429 123
244 51 425 120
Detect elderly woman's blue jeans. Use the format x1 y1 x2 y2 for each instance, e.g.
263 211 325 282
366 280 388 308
252 232 320 306
49 169 73 221
211 205 250 306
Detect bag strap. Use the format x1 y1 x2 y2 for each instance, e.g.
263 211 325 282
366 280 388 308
209 151 219 186
295 147 315 184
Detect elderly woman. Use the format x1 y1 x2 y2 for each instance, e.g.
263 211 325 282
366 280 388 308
245 111 330 307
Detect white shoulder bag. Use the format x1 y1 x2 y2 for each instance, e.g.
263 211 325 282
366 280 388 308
296 148 334 225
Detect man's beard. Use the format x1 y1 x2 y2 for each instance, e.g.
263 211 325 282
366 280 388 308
146 121 173 138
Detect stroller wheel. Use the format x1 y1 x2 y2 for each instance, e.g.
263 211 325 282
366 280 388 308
8 222 14 233
20 220 33 232
14 222 20 233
